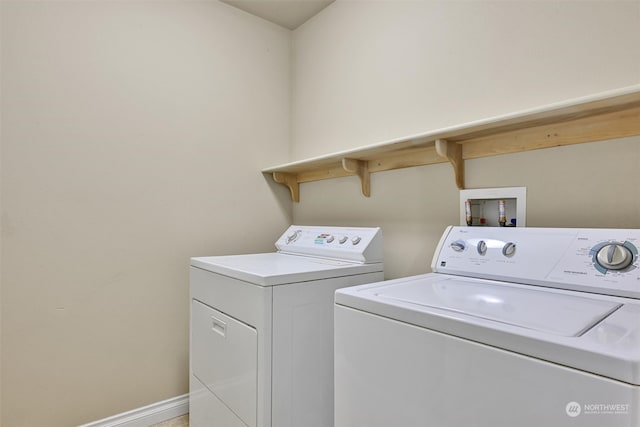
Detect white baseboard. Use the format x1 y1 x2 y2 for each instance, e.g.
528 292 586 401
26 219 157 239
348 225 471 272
77 394 189 427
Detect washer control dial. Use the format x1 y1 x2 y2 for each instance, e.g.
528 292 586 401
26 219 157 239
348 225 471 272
502 242 516 257
450 240 466 252
477 240 487 256
596 243 634 271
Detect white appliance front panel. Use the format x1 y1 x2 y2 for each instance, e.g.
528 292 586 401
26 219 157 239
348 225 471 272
191 263 384 427
335 305 640 427
190 375 247 427
192 300 257 427
190 267 273 427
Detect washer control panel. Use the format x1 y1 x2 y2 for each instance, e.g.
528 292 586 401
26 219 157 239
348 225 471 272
433 226 640 299
591 241 638 273
275 225 383 264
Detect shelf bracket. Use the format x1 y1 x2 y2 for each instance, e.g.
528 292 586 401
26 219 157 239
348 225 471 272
342 158 371 197
435 139 465 189
272 172 300 202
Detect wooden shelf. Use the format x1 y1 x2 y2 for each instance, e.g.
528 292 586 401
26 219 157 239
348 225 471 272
263 85 640 202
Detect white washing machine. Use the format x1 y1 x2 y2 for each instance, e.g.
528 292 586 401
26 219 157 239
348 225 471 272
335 226 640 427
190 225 383 427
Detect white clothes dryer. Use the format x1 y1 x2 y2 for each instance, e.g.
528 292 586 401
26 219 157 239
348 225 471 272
335 226 639 427
190 225 383 427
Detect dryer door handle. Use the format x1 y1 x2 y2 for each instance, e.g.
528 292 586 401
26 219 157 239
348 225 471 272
211 316 227 337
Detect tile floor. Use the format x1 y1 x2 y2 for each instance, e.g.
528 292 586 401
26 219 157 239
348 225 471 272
150 414 189 427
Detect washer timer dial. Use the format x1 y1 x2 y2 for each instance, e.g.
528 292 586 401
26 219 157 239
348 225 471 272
590 241 638 273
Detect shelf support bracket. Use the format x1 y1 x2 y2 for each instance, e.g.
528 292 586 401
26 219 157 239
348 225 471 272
342 158 371 197
435 139 465 189
272 172 300 202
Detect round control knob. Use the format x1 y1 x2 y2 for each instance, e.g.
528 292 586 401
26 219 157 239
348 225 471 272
450 240 466 252
326 235 335 243
351 236 362 245
502 242 516 257
477 240 487 256
596 244 634 271
286 230 301 244
339 236 348 244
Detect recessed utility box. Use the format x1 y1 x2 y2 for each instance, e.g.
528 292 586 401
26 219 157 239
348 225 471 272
460 187 527 227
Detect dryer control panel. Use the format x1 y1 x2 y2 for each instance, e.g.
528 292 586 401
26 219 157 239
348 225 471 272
276 225 383 264
433 226 640 299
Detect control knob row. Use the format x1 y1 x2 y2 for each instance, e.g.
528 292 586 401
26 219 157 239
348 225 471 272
286 230 363 245
326 235 362 245
286 231 363 245
450 240 516 257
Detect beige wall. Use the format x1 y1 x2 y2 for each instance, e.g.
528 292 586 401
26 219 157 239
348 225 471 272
291 0 640 279
2 0 640 425
0 1 290 426
292 0 640 159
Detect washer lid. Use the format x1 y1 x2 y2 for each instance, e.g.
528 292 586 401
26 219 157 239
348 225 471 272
373 277 621 337
335 273 640 384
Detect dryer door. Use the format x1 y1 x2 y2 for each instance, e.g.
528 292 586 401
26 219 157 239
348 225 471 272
192 299 257 427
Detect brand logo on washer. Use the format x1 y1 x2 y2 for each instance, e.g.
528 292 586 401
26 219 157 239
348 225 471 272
565 402 581 417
